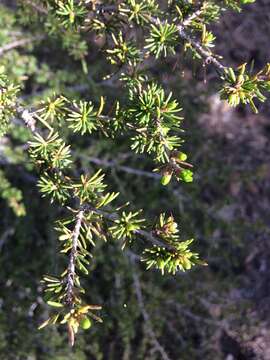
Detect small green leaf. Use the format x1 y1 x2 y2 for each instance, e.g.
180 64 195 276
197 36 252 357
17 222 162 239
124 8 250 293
47 301 64 308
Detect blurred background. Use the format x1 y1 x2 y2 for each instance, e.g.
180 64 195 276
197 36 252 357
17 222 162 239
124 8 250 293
0 1 270 359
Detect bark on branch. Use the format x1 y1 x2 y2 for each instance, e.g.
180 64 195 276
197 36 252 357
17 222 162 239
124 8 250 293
66 209 84 307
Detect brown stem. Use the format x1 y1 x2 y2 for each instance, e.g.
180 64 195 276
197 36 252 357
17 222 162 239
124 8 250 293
84 205 176 251
66 209 84 307
177 24 225 71
0 36 44 56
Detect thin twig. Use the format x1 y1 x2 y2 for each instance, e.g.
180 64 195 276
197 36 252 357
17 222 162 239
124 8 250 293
132 266 172 360
149 16 225 71
22 0 48 15
84 205 176 250
167 299 225 328
66 209 85 308
0 36 44 56
0 227 14 252
177 25 225 71
183 7 205 26
17 107 37 132
81 156 160 179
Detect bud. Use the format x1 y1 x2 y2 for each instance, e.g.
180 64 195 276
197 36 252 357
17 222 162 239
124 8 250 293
178 152 187 162
80 317 92 330
237 74 245 85
167 217 178 233
127 223 138 232
161 173 172 186
69 11 75 24
179 169 193 183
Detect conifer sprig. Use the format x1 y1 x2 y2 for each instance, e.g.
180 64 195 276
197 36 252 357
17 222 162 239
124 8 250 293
0 0 268 348
11 97 199 345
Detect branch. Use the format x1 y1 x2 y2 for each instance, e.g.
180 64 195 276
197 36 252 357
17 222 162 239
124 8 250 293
17 106 53 134
0 36 44 57
84 205 176 251
97 4 226 72
177 25 225 71
167 299 225 328
66 209 85 309
182 7 205 26
0 227 14 252
22 0 48 15
149 16 225 71
20 1 225 72
132 266 172 360
80 155 160 180
17 107 37 132
15 107 178 252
